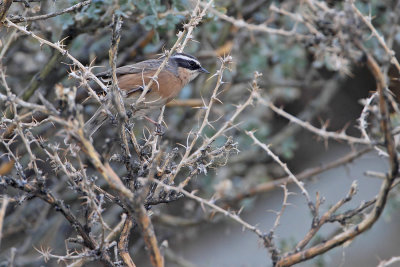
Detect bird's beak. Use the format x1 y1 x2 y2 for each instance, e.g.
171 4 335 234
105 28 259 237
199 66 210 74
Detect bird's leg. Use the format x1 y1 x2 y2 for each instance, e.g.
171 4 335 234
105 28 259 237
144 115 165 136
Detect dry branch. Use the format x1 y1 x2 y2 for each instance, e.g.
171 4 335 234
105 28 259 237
246 130 314 211
132 200 164 267
0 196 9 249
118 215 136 267
275 50 399 267
9 0 92 23
228 147 371 202
135 0 214 104
0 0 12 21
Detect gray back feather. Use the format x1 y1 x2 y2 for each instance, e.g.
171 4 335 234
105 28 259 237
96 58 179 79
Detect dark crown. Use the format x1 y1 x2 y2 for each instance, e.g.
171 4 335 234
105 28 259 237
171 53 202 71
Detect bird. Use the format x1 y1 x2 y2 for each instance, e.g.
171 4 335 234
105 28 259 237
84 53 209 136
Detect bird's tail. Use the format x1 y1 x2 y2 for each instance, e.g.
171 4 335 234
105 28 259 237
84 105 109 137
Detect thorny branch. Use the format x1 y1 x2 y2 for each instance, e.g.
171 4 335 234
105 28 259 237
274 32 400 267
149 178 280 261
227 147 372 202
256 95 370 145
8 0 92 23
135 0 215 104
4 18 106 102
2 1 400 267
246 130 315 213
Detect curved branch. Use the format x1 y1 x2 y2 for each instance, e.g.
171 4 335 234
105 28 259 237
275 51 399 267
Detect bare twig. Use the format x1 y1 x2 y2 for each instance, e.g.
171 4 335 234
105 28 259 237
0 196 9 249
200 1 304 37
246 130 315 212
378 256 400 267
149 178 280 262
3 178 117 265
171 71 260 185
169 56 231 184
76 128 134 200
135 0 214 104
4 18 105 102
109 15 126 121
275 51 399 267
269 184 289 236
257 95 370 145
118 215 136 267
228 147 371 202
0 0 12 21
132 200 164 267
9 0 92 23
295 181 357 251
351 1 400 74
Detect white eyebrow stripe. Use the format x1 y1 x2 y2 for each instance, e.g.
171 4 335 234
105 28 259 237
172 55 200 65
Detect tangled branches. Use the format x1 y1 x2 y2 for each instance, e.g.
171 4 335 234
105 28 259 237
1 0 400 267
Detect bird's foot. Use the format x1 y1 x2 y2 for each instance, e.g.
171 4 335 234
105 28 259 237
144 116 165 136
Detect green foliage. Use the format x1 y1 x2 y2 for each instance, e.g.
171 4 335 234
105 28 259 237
134 0 186 33
279 137 297 159
59 0 187 33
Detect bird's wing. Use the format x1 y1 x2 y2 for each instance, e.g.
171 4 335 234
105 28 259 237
95 59 162 79
125 86 148 95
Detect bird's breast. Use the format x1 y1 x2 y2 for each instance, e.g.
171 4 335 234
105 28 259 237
118 70 184 106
